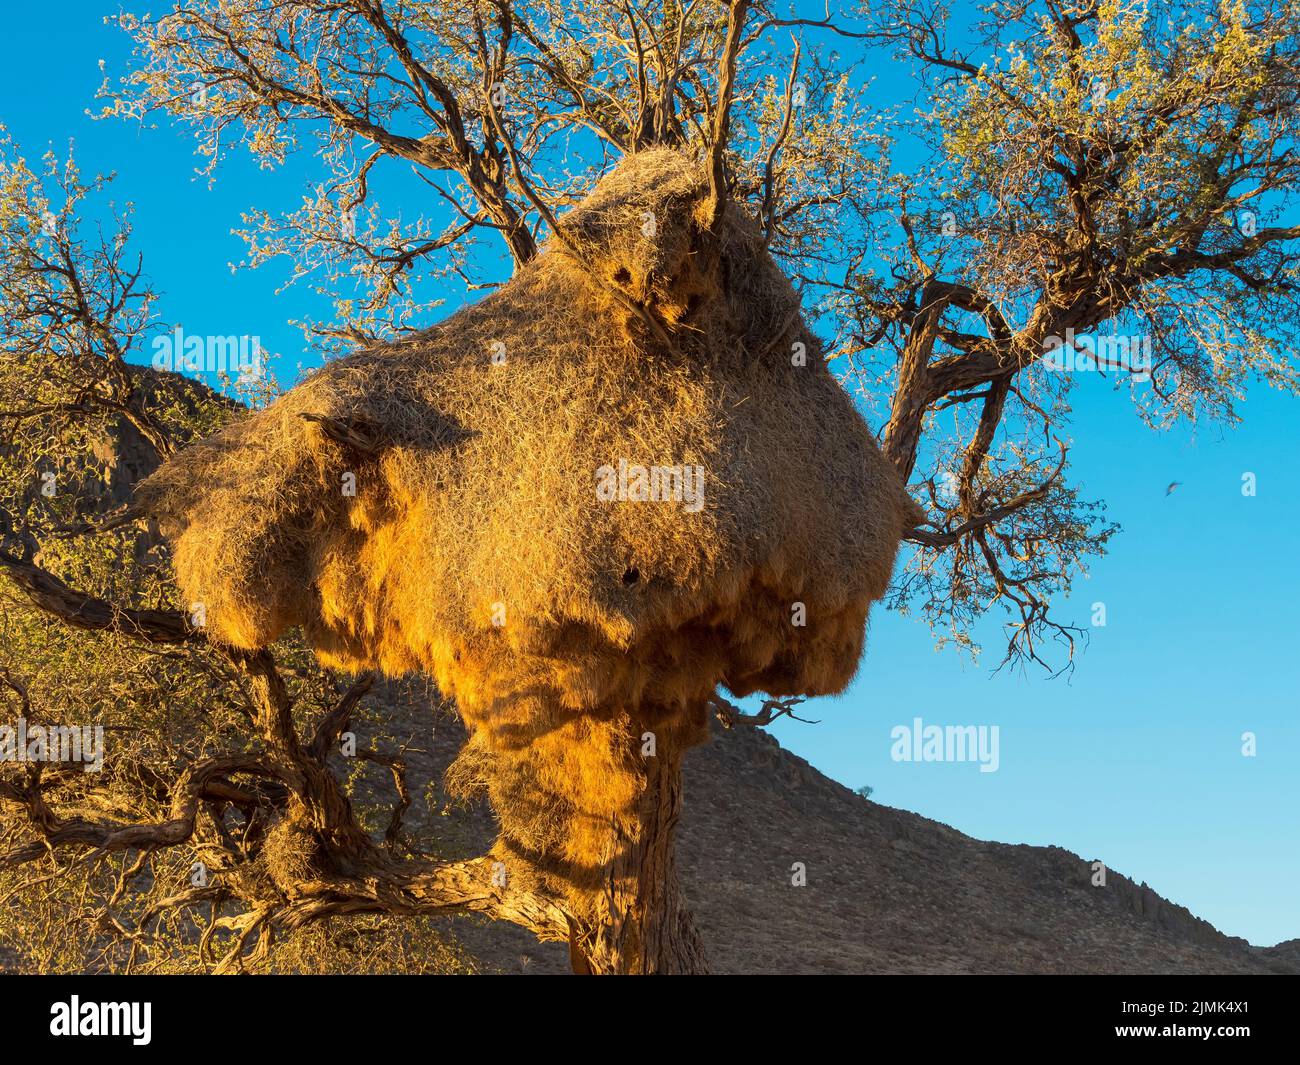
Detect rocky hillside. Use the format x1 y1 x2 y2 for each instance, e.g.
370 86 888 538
7 370 1290 976
356 692 1296 975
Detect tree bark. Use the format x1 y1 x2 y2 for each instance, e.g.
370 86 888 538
466 699 710 975
573 731 709 974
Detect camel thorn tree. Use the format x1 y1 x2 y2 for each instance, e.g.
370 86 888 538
1 0 1298 974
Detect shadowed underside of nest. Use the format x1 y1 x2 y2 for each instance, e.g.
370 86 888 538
138 147 919 971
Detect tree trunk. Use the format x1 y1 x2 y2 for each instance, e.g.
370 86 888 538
573 731 709 974
461 697 710 975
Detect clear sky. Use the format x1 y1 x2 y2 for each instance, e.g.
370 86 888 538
5 3 1296 946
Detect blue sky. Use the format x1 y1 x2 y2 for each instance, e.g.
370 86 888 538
5 3 1296 946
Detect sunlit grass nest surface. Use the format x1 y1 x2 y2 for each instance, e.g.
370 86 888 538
139 148 919 883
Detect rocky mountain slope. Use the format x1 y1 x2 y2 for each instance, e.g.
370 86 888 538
6 373 1289 976
397 699 1296 975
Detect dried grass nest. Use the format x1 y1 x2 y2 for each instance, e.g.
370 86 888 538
139 149 920 862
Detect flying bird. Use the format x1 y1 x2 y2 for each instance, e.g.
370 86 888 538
1165 481 1181 496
